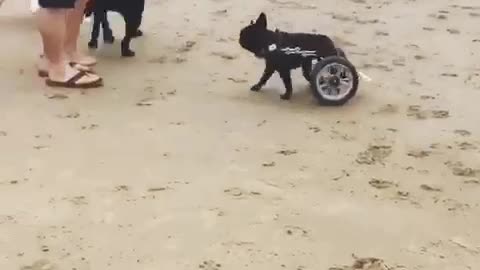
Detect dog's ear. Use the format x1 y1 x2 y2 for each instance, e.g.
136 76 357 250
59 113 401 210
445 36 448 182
256 12 267 28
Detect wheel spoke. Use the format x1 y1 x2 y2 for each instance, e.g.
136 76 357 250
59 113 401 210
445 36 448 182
314 62 356 101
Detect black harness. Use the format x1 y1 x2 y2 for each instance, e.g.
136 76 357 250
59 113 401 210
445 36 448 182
266 29 320 59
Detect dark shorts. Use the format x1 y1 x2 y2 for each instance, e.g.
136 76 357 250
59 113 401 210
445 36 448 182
38 0 77 9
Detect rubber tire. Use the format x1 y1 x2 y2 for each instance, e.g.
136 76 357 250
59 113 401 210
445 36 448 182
335 47 347 59
310 56 359 106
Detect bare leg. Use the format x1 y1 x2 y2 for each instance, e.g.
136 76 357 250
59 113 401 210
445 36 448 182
37 7 100 85
65 0 96 65
37 8 68 80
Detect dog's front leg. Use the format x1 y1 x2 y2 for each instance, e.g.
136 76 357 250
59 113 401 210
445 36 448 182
101 12 115 44
121 19 137 57
251 63 274 91
88 11 103 49
279 69 293 100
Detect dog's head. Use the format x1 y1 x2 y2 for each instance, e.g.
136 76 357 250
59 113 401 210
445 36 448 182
239 13 269 58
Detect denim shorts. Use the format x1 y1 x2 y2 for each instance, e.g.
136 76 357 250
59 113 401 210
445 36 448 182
38 0 76 9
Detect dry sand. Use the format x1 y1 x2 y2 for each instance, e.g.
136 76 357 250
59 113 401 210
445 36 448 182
1 0 480 269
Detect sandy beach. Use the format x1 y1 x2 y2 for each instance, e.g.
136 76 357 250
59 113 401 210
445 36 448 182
1 0 480 269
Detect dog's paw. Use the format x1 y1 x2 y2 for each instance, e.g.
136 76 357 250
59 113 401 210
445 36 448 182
280 94 292 100
88 40 98 49
122 50 136 57
250 84 262 91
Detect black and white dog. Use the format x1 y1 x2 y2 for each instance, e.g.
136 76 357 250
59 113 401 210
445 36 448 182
239 12 343 100
85 0 145 57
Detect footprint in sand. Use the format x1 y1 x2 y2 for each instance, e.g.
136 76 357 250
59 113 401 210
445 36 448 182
429 13 448 20
447 28 461 34
407 105 449 119
211 51 237 60
420 95 436 100
148 55 167 64
372 104 398 115
136 98 156 107
445 161 478 177
307 124 321 133
456 142 478 150
359 63 392 72
227 77 247 84
177 40 196 53
441 198 471 212
199 260 222 270
57 112 80 119
407 150 431 158
414 55 427 61
262 161 276 167
329 256 395 270
21 259 56 270
375 30 389 36
369 178 397 189
392 57 406 67
285 225 309 238
67 196 88 206
114 185 130 192
147 187 171 192
224 187 247 199
356 145 392 165
420 184 443 192
81 124 99 130
464 179 480 185
277 149 298 156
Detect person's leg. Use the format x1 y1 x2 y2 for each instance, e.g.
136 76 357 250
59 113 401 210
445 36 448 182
65 0 96 66
36 7 70 81
36 2 101 87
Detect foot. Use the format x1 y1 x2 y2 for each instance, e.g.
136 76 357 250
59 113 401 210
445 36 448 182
250 84 262 91
280 93 291 100
121 40 135 57
37 55 93 77
46 64 103 89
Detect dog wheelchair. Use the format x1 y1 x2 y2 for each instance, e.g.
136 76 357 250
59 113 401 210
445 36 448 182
309 48 359 106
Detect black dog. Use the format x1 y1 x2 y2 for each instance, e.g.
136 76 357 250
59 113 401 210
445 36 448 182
85 0 145 57
239 13 341 100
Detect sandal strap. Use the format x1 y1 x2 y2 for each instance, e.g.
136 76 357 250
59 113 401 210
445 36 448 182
66 70 89 84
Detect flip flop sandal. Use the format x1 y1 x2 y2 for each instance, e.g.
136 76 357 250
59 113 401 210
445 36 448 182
38 63 94 78
45 70 103 89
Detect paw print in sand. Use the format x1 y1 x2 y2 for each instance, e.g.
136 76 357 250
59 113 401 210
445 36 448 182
199 260 222 270
329 256 400 270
